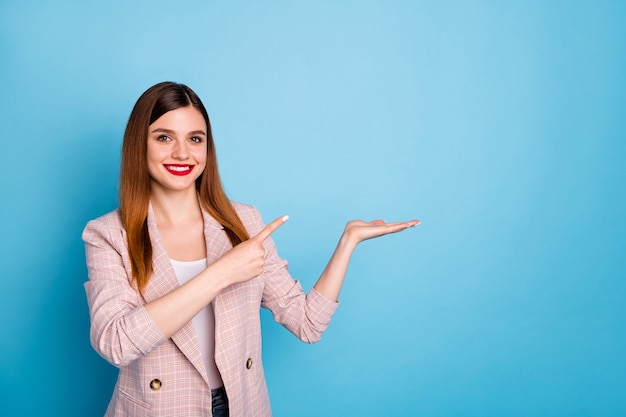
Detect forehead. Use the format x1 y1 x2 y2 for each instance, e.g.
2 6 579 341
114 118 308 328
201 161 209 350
150 106 207 132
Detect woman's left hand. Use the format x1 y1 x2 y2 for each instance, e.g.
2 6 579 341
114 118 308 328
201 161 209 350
313 218 420 301
343 219 420 245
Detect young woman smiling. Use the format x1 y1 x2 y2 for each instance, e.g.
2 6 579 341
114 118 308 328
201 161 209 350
83 82 419 417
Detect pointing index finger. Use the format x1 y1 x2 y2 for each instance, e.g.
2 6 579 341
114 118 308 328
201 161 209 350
254 215 289 242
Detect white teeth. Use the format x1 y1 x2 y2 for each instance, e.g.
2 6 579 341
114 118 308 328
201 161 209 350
166 166 191 172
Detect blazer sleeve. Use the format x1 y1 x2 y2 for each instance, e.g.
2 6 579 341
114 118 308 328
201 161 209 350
239 205 340 343
83 215 167 367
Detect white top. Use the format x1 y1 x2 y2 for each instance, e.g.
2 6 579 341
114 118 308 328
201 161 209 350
170 258 224 389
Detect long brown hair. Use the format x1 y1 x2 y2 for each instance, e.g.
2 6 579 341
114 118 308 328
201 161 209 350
120 81 249 292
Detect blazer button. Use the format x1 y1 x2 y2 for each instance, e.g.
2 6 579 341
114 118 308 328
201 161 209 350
246 358 253 369
150 379 162 391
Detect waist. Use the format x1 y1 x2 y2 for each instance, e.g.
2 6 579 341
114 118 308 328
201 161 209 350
211 386 227 407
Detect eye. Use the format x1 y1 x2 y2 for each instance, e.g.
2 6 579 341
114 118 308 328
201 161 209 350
156 135 171 142
189 136 203 143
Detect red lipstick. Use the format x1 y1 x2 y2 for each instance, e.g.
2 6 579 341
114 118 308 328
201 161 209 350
163 164 194 176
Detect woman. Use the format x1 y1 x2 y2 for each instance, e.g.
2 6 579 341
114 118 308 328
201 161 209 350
83 81 419 417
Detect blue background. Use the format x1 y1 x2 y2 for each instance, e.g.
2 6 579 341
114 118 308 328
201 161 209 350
1 1 625 416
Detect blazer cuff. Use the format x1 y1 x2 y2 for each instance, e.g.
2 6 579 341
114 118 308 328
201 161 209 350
131 305 168 353
307 287 340 326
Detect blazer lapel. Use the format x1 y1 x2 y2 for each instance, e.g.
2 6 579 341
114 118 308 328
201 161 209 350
199 209 236 316
142 204 210 387
200 208 233 266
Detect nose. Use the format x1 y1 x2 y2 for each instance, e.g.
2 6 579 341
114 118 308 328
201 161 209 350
172 140 189 160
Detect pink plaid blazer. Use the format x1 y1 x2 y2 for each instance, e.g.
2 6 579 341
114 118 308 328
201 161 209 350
83 202 338 417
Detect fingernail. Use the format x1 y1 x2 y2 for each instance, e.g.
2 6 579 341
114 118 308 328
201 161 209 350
282 215 289 222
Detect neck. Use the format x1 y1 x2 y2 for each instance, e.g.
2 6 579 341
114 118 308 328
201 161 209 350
150 186 202 227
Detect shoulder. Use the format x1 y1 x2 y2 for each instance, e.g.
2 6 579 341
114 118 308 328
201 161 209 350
82 209 124 244
231 201 260 218
230 201 266 234
84 208 123 230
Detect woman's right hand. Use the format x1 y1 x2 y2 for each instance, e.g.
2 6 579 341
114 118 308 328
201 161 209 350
209 215 289 286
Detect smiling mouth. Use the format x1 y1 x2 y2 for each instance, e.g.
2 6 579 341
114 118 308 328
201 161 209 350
164 164 195 176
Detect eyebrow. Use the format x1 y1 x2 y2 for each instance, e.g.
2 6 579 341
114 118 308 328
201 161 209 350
150 128 207 136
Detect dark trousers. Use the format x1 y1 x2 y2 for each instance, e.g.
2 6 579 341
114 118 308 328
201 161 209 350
211 386 229 417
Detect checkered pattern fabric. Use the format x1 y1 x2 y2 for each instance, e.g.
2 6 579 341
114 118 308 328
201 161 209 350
83 202 339 416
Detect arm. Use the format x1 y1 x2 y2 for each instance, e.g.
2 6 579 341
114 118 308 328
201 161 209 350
144 216 287 338
314 219 420 302
83 217 167 366
256 206 419 343
83 213 287 366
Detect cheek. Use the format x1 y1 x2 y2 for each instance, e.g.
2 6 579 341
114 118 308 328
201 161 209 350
146 145 161 164
146 151 163 177
195 149 208 166
146 162 159 179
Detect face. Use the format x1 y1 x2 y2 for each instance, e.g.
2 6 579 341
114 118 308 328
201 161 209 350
147 106 208 195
